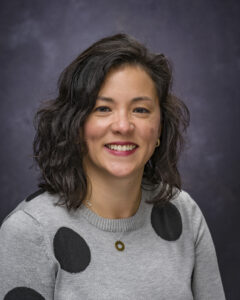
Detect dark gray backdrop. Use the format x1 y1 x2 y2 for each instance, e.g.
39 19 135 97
0 0 239 298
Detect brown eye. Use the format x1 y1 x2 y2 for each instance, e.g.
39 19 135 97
133 107 150 113
95 106 111 112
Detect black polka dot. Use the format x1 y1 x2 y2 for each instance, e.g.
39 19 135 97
25 189 45 202
151 202 182 241
53 227 91 273
4 287 45 300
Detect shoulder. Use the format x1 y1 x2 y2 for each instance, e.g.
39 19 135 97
0 209 44 249
149 186 207 241
145 184 203 221
1 189 67 231
171 189 202 215
0 193 57 286
170 189 209 242
171 189 205 224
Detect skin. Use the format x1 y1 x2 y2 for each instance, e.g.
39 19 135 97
82 64 161 219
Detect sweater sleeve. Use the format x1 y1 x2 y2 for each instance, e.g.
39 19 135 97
190 198 226 300
0 210 56 300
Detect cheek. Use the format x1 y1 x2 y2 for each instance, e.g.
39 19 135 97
149 126 159 138
141 122 160 141
83 120 106 143
145 111 161 140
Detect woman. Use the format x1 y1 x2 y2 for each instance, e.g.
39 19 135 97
0 34 225 299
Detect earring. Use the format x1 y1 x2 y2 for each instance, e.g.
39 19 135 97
155 138 160 147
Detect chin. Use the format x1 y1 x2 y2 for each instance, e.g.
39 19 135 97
105 167 142 179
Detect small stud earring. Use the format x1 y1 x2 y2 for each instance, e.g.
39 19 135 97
155 138 160 147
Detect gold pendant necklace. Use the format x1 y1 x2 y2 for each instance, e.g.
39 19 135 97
85 191 141 252
115 233 125 251
85 200 126 251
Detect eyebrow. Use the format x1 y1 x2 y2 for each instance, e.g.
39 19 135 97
96 96 153 103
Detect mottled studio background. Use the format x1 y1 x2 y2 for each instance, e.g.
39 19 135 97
0 0 239 298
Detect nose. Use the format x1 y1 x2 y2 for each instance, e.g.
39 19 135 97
111 112 134 134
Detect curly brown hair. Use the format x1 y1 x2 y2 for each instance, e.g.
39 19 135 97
33 33 190 210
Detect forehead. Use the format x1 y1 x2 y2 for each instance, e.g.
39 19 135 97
98 64 157 98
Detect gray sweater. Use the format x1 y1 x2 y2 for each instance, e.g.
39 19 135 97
0 187 225 300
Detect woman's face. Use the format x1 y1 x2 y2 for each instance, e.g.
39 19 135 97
83 64 161 180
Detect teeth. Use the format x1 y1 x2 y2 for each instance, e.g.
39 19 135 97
106 144 136 151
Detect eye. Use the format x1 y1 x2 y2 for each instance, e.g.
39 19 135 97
94 106 111 112
133 107 150 113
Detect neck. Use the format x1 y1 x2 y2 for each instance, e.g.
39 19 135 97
83 170 143 219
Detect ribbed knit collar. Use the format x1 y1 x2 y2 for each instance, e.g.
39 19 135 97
78 189 150 233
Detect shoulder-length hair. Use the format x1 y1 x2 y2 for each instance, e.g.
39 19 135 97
33 33 190 209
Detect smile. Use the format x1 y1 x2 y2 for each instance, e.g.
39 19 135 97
105 144 137 151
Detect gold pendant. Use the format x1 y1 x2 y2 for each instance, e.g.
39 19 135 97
115 240 125 251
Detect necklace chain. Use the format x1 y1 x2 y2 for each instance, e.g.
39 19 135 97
84 191 142 251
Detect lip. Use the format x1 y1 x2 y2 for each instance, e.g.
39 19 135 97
104 141 138 156
104 145 138 156
104 141 138 146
